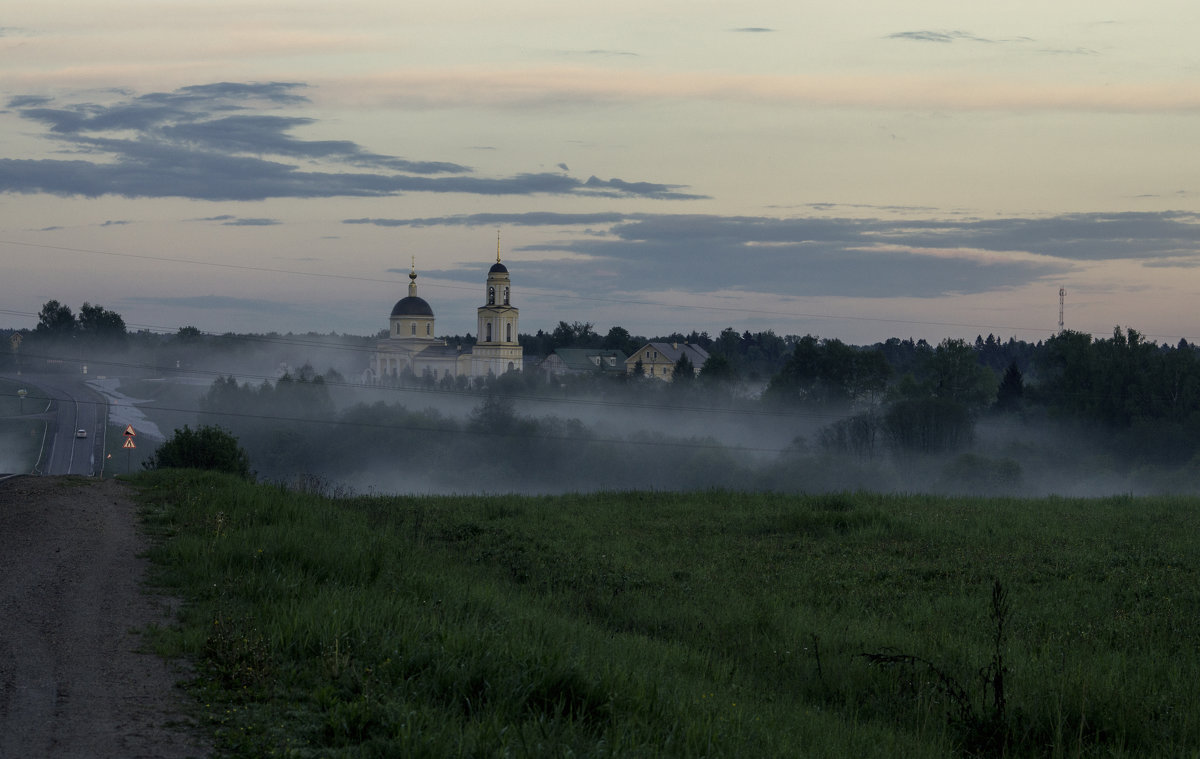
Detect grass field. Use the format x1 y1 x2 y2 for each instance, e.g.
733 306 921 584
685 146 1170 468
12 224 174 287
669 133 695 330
135 471 1200 757
0 379 46 473
0 377 38 417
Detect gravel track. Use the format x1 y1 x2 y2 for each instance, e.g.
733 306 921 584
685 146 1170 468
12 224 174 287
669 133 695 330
0 476 209 758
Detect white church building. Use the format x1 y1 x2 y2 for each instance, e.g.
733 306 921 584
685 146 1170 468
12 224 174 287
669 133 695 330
366 243 523 383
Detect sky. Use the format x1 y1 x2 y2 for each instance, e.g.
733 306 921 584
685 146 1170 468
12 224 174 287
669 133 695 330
2 1 1200 347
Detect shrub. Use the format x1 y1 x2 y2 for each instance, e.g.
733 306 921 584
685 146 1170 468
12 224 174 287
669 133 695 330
144 425 252 478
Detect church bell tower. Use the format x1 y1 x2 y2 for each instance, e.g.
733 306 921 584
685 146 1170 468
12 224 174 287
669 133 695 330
472 232 523 375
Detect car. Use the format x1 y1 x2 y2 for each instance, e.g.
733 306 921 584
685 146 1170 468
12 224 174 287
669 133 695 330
76 429 87 439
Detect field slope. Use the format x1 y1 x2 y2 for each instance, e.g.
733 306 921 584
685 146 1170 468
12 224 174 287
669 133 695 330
136 471 1200 757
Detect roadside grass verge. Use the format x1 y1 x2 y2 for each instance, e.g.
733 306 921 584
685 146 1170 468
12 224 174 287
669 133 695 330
0 419 46 474
134 471 1200 757
0 378 33 416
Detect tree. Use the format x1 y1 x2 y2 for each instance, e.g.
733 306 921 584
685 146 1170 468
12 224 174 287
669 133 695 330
699 353 737 385
551 321 600 349
144 425 252 478
883 397 973 454
602 325 639 356
672 352 695 384
175 325 202 342
77 302 127 341
995 361 1024 411
35 300 75 337
766 335 890 406
927 338 996 408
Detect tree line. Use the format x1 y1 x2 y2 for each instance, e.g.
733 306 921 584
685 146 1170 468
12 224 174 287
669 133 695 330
7 300 1200 482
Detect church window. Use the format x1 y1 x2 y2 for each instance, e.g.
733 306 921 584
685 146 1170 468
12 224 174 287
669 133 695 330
426 324 431 335
486 322 492 342
503 287 510 305
410 323 416 335
488 287 495 305
506 323 512 342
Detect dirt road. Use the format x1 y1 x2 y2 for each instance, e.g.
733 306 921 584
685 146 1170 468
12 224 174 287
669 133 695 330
0 476 209 758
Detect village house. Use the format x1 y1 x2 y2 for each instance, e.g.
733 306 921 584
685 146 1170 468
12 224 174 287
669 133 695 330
538 348 628 378
624 341 709 381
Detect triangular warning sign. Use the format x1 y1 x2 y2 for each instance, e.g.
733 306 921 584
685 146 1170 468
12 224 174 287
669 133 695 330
123 425 136 436
123 438 136 449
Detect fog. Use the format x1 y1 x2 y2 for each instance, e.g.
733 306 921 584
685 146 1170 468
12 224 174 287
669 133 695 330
142 368 1200 498
7 328 1199 498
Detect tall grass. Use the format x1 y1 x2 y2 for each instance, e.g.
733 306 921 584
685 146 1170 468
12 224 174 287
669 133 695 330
136 471 1200 757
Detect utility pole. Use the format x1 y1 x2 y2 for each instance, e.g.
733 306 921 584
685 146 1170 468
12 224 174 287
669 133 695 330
1058 287 1065 332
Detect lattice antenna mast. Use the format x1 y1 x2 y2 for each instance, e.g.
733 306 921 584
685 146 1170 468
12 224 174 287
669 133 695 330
1058 287 1065 332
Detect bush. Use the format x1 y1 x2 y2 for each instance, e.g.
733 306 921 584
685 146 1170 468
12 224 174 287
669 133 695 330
144 425 252 478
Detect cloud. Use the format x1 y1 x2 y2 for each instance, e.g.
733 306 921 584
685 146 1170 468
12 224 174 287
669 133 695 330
1037 47 1100 56
885 30 1035 45
1 83 702 201
574 49 639 57
357 211 1200 301
733 27 774 33
191 214 279 226
323 67 1200 113
5 94 53 109
348 209 1200 261
887 30 995 44
224 217 280 226
344 212 631 227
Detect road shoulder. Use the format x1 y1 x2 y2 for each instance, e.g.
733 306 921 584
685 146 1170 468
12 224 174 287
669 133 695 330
0 476 209 758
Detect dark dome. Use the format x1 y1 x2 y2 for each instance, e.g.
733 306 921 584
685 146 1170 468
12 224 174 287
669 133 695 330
391 296 433 317
489 262 509 274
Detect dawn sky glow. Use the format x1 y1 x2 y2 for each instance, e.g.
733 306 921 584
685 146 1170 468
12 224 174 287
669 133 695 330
3 1 1199 345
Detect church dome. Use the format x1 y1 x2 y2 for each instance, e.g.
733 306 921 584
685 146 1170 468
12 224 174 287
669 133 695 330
391 296 433 317
489 261 508 274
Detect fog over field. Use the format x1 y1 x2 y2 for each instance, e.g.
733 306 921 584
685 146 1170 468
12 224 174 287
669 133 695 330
5 321 1199 498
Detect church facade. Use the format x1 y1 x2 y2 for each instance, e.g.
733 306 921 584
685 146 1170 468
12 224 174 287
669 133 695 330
367 248 523 383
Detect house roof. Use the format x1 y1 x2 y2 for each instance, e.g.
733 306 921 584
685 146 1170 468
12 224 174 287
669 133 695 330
631 342 709 366
548 348 628 372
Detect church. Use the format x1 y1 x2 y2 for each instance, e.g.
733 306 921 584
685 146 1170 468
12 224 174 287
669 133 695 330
366 243 523 383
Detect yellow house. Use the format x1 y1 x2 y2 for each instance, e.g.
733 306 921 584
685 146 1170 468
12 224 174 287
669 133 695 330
624 341 709 381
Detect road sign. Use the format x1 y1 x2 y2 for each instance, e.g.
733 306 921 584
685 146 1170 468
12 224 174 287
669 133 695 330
124 425 136 437
123 438 136 449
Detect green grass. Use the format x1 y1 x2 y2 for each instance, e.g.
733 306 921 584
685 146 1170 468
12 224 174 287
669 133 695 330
0 379 48 473
0 377 38 416
134 472 1200 757
0 419 44 473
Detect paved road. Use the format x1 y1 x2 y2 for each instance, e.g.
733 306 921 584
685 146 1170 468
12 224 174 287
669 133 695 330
1 373 109 476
